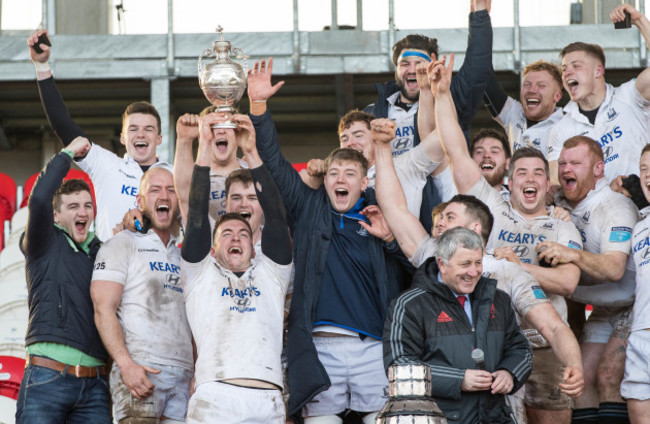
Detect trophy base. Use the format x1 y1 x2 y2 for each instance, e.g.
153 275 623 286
210 121 238 129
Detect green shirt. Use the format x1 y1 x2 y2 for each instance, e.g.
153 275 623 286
27 342 105 367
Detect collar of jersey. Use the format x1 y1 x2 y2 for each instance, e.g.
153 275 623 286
563 83 614 124
330 196 369 225
54 223 97 254
134 228 178 247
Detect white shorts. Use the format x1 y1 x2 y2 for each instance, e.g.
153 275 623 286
581 306 632 344
621 330 650 400
187 381 285 423
302 336 389 417
110 361 193 421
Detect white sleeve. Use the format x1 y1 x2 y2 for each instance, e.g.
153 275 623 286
432 166 458 202
495 97 523 129
76 143 122 180
180 257 206 297
555 221 583 251
546 122 564 161
616 79 650 109
92 232 131 284
260 254 294 293
598 198 638 254
409 235 437 268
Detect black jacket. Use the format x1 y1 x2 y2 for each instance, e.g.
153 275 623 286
21 152 107 361
384 257 532 424
251 110 410 419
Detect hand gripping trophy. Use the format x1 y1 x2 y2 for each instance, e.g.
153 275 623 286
198 26 248 128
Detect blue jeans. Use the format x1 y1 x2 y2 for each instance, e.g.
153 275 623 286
15 364 111 424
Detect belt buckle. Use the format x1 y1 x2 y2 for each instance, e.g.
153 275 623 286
74 364 82 378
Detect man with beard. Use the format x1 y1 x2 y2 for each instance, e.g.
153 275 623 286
548 4 650 186
484 61 564 155
28 30 172 241
431 55 584 424
90 167 193 424
469 128 511 196
541 136 639 424
15 137 110 424
622 144 650 422
365 0 493 154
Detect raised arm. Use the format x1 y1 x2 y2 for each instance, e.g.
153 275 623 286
180 114 220 263
23 137 91 257
450 0 493 138
416 61 436 140
372 121 428 259
28 30 86 146
483 70 509 119
611 4 650 100
431 55 482 194
173 113 200 227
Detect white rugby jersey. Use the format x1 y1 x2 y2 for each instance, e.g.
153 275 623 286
468 177 583 263
410 236 553 331
182 254 292 389
631 207 650 331
367 143 439 218
387 92 419 157
207 159 249 224
557 179 639 307
77 144 172 242
92 230 193 370
496 96 564 156
547 81 650 182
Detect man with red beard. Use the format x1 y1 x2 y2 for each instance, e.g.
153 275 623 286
541 136 639 424
484 61 564 155
548 4 650 187
432 54 583 424
91 167 193 424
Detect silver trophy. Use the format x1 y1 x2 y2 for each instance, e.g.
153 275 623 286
376 364 447 424
198 26 248 128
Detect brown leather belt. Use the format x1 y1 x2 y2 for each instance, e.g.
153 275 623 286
27 355 107 378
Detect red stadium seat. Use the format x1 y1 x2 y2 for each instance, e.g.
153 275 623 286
0 173 16 222
0 355 25 400
292 162 308 173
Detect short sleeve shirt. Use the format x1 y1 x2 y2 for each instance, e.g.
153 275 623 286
77 145 172 241
547 81 650 182
92 230 193 370
181 253 292 388
496 97 563 156
207 159 249 227
556 179 639 306
631 208 650 331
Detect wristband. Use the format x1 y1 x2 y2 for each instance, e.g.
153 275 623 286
383 233 395 243
61 148 74 158
251 100 267 103
33 61 51 73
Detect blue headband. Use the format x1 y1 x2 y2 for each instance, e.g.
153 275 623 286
398 51 432 62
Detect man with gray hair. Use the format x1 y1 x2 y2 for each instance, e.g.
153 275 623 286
384 227 532 423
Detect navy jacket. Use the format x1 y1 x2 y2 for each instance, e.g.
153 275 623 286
21 152 107 361
251 110 408 419
384 257 532 423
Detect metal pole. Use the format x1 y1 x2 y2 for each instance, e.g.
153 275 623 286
46 0 56 34
167 0 175 76
357 0 363 30
331 0 338 29
639 0 647 66
388 0 395 60
514 0 521 71
151 79 172 164
596 0 602 23
293 0 301 72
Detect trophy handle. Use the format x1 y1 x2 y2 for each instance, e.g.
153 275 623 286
232 47 249 73
197 47 214 75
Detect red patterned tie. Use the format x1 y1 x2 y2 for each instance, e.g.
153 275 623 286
457 295 466 308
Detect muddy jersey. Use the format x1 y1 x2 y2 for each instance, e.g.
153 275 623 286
548 80 650 182
77 145 172 242
496 97 563 155
92 230 193 370
367 143 439 218
411 236 553 337
387 92 419 157
181 253 292 389
468 177 583 263
631 207 650 331
207 159 249 225
556 178 638 307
